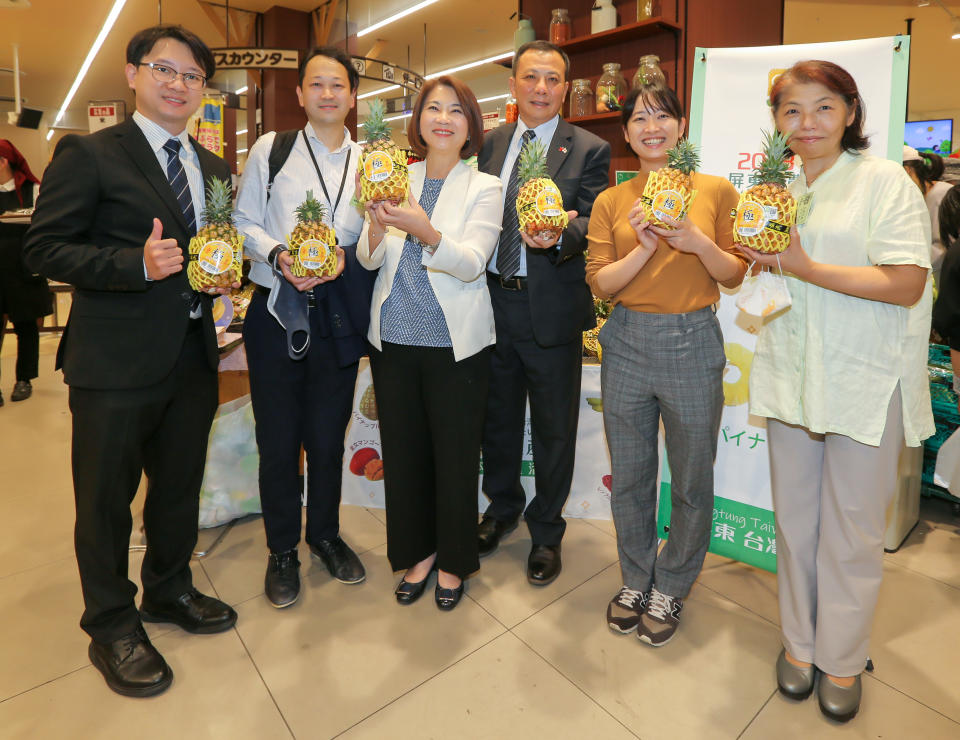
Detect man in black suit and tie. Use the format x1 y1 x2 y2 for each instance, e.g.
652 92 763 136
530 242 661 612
24 25 237 697
479 41 611 585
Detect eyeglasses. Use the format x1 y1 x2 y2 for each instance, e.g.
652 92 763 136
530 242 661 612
138 62 206 90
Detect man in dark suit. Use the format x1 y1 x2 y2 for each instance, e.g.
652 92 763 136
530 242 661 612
479 41 611 585
24 25 237 698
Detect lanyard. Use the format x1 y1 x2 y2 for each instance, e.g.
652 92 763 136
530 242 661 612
301 129 351 217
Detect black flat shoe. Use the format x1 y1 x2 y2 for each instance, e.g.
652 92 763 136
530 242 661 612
88 626 172 698
140 588 237 634
395 572 431 605
435 581 464 611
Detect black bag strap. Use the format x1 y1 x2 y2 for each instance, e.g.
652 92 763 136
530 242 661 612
265 129 299 202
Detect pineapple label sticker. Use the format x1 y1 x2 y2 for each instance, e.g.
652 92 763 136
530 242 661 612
535 186 564 217
197 240 232 275
363 151 394 183
651 189 686 222
298 239 330 271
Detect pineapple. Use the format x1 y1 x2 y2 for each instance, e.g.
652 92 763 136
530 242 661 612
287 190 338 278
516 139 568 241
357 98 409 207
640 138 700 229
732 130 796 254
188 176 243 292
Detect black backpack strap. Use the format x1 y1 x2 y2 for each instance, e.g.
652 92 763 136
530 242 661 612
266 129 299 202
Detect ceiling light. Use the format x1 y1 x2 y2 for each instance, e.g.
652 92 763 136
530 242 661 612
236 148 248 154
426 51 512 79
358 84 400 101
236 86 248 95
477 93 510 104
954 17 960 38
357 0 440 38
384 112 412 122
47 0 128 140
236 129 247 136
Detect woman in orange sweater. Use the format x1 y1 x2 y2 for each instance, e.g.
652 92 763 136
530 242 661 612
586 85 747 647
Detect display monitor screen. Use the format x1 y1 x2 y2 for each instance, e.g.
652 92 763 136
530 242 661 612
905 119 953 154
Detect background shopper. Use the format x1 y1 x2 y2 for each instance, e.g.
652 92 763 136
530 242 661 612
357 77 502 611
741 60 933 723
903 145 952 283
585 85 746 647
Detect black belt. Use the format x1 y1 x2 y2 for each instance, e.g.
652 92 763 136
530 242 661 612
255 282 319 308
255 284 271 297
487 271 527 291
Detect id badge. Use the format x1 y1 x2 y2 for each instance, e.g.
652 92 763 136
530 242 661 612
795 192 814 226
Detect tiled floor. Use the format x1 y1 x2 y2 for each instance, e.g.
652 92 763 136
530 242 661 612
2 334 960 739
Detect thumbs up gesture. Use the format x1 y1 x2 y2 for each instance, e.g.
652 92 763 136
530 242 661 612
143 218 184 280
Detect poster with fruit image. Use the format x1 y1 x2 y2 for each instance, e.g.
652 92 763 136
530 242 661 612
671 37 910 572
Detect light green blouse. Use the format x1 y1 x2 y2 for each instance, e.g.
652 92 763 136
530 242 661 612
748 151 935 447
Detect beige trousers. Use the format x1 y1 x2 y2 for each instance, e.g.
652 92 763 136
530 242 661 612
767 385 903 677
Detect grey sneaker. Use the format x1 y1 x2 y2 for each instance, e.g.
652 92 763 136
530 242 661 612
606 586 649 634
637 587 683 646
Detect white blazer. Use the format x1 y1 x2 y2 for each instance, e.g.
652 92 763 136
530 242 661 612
357 160 504 361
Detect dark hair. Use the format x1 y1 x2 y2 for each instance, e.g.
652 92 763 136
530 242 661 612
299 46 359 92
769 60 868 152
406 77 484 159
126 25 215 81
905 151 945 193
512 41 570 81
620 85 684 127
940 184 960 248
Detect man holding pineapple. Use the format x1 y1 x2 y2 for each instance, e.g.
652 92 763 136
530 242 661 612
234 47 373 608
24 25 237 697
478 41 611 585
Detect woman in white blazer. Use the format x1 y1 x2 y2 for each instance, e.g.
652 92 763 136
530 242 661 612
357 76 503 610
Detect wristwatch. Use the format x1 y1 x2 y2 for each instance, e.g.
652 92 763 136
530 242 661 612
421 231 441 255
268 244 286 268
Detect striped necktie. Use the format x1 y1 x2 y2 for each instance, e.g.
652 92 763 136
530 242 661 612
496 129 536 279
162 138 197 235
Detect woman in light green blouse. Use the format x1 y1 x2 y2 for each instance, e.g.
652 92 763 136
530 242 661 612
739 60 933 724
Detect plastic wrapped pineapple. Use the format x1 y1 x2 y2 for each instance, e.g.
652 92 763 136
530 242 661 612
357 98 409 207
516 139 568 241
287 190 339 278
640 138 700 229
188 177 243 292
732 130 796 254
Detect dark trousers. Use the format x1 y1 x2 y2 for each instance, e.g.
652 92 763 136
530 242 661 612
0 317 40 382
69 322 217 644
243 291 358 554
481 282 583 546
370 341 489 579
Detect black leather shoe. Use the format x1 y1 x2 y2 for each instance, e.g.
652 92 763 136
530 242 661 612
477 514 518 557
308 536 366 584
435 581 465 611
395 573 431 605
527 544 562 586
265 549 300 608
140 588 237 634
11 380 32 402
88 626 172 697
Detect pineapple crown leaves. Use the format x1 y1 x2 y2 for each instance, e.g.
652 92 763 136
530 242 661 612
665 138 701 175
516 138 549 185
201 176 234 227
294 190 329 224
362 98 392 143
754 129 792 187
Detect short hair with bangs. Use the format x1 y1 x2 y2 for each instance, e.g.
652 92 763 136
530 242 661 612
620 85 685 128
406 77 484 160
769 60 868 152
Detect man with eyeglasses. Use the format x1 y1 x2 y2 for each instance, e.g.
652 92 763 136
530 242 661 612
24 25 236 698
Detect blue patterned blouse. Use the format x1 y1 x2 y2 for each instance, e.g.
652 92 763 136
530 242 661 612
380 177 452 347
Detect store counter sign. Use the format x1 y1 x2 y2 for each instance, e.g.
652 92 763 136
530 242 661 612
193 97 224 157
88 102 121 132
213 48 298 70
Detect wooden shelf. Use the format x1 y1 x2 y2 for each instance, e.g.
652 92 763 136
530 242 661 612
558 18 682 55
565 111 622 125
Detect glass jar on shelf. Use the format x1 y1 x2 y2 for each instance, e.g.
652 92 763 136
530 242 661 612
595 63 627 113
637 0 662 20
505 97 518 124
549 8 572 44
632 55 666 89
569 79 595 118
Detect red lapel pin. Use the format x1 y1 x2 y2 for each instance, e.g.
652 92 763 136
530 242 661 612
558 146 568 154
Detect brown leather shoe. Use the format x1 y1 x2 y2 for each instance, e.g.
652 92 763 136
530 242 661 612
88 627 172 697
140 589 237 634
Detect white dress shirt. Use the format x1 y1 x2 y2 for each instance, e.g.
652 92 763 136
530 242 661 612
0 178 14 192
234 124 364 287
488 114 561 277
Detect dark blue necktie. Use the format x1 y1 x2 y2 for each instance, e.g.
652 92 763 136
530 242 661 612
162 138 197 235
496 129 536 279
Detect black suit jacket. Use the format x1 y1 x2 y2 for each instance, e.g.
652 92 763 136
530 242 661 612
24 118 231 390
479 119 610 346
